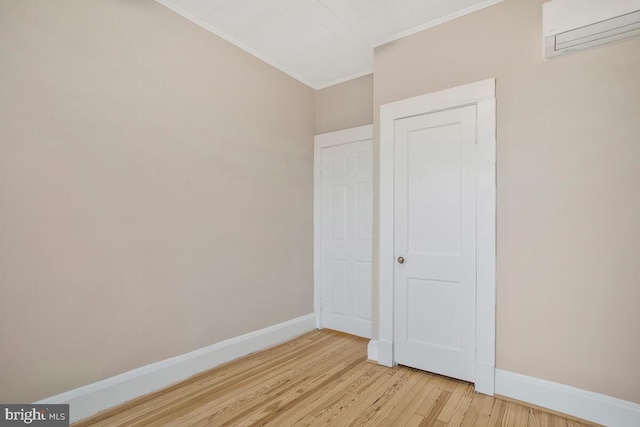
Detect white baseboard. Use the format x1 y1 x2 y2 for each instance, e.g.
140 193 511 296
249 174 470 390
495 369 640 427
36 314 316 423
367 340 378 362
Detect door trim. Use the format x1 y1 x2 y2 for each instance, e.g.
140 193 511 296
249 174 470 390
314 124 374 330
377 79 496 394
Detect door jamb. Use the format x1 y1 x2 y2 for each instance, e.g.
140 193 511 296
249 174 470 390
376 79 496 395
314 124 374 330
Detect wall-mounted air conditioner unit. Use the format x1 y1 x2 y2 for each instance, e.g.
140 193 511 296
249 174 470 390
543 0 640 59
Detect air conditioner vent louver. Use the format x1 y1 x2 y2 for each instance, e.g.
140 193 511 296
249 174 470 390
543 0 640 59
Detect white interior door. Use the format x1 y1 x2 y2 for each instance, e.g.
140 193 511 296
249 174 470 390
319 138 373 339
393 105 477 382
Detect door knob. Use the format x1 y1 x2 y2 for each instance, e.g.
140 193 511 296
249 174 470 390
397 256 405 264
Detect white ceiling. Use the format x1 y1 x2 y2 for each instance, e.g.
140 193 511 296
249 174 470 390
157 0 502 89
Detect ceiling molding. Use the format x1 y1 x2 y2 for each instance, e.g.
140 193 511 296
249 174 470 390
315 69 373 90
372 0 505 48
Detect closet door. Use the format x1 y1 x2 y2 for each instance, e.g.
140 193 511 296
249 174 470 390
316 127 373 339
393 105 477 382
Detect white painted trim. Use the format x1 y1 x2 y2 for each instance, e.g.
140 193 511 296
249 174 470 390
373 0 505 48
315 125 374 149
475 95 497 395
495 369 640 427
378 79 496 394
155 0 317 89
367 340 378 362
315 70 373 91
36 314 316 423
376 339 394 367
475 362 496 395
314 125 374 332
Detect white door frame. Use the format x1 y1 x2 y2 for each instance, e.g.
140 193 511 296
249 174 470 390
376 79 496 394
314 124 374 330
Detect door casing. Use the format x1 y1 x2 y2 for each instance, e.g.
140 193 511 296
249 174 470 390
376 79 496 395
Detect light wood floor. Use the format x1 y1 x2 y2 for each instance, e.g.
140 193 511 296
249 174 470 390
74 330 599 426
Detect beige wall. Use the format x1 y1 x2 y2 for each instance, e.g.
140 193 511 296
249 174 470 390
0 0 315 402
315 74 374 134
374 0 640 404
2 0 638 408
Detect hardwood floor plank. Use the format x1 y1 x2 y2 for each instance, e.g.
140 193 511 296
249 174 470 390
283 366 401 426
406 414 425 427
344 368 427 427
269 363 389 426
459 393 491 427
435 381 470 423
373 371 438 426
471 394 496 427
414 376 451 417
291 370 395 425
168 342 364 426
341 368 414 426
500 401 519 427
530 408 551 427
221 355 366 426
71 330 599 427
445 384 475 427
487 399 507 427
419 389 452 426
514 404 530 427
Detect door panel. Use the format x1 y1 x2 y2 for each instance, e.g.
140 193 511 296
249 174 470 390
320 140 373 338
330 185 347 240
394 105 477 382
407 125 462 255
